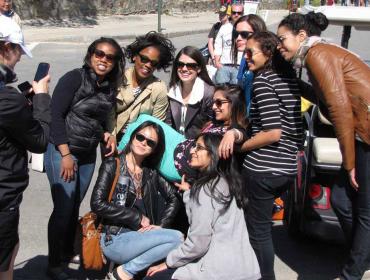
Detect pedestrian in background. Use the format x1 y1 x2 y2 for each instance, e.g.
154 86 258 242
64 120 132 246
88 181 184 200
0 17 50 280
277 11 370 280
0 0 21 27
240 31 302 280
114 31 175 143
45 37 125 280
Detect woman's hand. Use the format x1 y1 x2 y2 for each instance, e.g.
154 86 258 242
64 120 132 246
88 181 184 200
60 155 77 182
174 175 191 191
138 225 161 232
348 168 359 191
218 130 236 159
103 132 116 157
32 74 50 94
146 262 168 277
140 215 150 228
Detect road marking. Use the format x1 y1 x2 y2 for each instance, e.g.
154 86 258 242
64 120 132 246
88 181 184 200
26 42 39 52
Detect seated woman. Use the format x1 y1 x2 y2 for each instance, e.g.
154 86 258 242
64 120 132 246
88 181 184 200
166 46 214 139
90 121 183 280
115 31 175 142
144 133 261 280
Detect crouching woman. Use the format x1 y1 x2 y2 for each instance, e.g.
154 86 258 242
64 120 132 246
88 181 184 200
144 133 261 280
91 121 183 280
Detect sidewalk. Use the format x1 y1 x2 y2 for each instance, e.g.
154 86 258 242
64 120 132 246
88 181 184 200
22 10 289 43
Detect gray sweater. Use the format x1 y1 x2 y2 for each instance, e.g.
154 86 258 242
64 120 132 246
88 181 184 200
166 178 261 280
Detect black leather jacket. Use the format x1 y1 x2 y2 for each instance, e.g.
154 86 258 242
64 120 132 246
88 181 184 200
90 156 181 231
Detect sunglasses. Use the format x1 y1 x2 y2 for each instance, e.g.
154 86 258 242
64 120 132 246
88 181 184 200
192 143 210 153
231 11 243 15
233 29 253 40
138 53 159 67
245 48 262 59
93 49 117 63
213 99 230 108
135 133 157 148
177 61 199 71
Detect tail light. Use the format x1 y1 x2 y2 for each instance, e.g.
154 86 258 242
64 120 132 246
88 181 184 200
308 183 331 210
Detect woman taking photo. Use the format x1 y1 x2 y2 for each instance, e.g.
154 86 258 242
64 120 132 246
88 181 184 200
240 32 302 280
166 46 214 139
0 17 50 280
144 133 261 280
277 12 370 280
45 37 125 280
115 31 175 142
91 121 182 280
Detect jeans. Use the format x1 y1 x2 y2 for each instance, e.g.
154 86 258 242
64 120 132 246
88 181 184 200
215 65 239 84
330 141 370 280
45 143 96 267
101 229 183 277
243 169 294 280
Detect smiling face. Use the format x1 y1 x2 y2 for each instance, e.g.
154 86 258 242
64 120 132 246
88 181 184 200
90 42 117 79
245 38 269 72
212 90 231 123
130 126 158 159
176 54 200 84
277 26 306 62
190 137 211 171
235 21 254 52
0 0 12 13
133 46 160 81
230 4 243 23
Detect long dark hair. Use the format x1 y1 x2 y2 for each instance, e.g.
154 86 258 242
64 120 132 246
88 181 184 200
169 46 213 88
248 31 296 78
214 84 247 129
278 12 329 36
84 37 126 89
123 121 165 168
232 14 267 65
190 133 246 211
125 31 176 72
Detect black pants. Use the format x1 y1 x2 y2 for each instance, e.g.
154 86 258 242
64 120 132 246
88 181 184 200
243 169 294 280
142 268 176 280
330 141 370 280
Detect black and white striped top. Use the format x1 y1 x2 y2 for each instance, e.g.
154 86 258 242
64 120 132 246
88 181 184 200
243 70 302 176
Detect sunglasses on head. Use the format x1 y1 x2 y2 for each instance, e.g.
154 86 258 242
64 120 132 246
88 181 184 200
231 11 243 15
135 133 157 148
93 49 117 63
177 61 199 71
245 48 262 59
213 99 230 108
138 53 159 68
233 29 253 40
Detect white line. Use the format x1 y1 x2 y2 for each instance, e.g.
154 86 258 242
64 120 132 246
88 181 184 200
26 42 39 52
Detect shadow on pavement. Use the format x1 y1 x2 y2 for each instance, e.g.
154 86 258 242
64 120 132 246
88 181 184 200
273 224 348 280
23 17 98 28
14 255 108 280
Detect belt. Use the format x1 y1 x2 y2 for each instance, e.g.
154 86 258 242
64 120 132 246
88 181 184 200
222 63 238 67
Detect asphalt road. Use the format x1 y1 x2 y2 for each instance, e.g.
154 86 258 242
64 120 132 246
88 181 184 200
12 25 370 280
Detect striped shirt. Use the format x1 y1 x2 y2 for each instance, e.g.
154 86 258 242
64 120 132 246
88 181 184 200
243 70 303 176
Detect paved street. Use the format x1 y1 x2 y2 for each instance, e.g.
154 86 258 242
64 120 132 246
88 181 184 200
11 13 370 280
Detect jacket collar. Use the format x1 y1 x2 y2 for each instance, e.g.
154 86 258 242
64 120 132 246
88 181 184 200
167 77 205 105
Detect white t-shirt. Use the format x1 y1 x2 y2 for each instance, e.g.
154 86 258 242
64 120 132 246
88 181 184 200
214 22 233 64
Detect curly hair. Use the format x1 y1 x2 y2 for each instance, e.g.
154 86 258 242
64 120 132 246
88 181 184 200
125 31 176 72
84 37 126 89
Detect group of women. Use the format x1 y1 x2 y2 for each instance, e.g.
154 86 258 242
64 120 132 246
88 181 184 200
1 7 369 280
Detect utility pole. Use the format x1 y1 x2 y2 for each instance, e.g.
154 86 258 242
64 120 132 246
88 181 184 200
158 0 162 33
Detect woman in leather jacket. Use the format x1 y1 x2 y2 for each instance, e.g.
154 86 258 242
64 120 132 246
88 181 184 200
91 121 182 280
45 37 126 280
277 12 370 280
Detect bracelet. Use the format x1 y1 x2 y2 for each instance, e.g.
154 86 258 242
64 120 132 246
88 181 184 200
61 152 71 158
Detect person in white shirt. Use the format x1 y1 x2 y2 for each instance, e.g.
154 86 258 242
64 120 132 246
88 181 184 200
0 0 21 27
213 3 244 84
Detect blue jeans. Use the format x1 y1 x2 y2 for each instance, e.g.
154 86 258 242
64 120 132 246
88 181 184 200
330 141 370 280
215 65 239 84
101 229 183 277
45 143 96 266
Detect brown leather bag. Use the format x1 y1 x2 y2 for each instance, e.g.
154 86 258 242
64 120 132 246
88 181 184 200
80 157 120 270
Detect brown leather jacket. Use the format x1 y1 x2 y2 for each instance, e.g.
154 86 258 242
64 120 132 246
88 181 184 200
305 43 370 171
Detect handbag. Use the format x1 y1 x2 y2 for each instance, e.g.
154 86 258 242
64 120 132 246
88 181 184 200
80 157 120 270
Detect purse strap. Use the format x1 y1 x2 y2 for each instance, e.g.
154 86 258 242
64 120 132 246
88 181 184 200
108 157 120 202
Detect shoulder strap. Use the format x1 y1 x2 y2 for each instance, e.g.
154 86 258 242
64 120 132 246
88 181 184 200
107 157 120 202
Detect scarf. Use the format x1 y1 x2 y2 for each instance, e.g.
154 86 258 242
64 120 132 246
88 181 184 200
291 36 325 70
